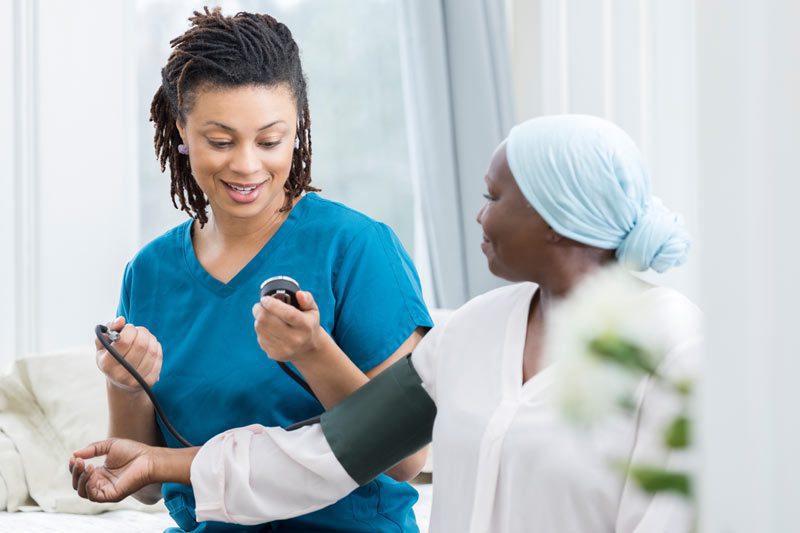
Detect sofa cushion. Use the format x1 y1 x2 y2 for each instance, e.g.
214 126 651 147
0 428 32 511
0 348 165 514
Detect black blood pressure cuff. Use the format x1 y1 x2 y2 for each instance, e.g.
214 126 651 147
319 355 437 486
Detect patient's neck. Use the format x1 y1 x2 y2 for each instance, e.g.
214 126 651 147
536 247 616 315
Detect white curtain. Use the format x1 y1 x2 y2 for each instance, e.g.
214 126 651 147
399 0 514 308
696 0 800 531
506 0 699 302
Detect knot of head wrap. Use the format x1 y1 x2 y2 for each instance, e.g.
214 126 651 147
505 115 690 272
617 197 690 273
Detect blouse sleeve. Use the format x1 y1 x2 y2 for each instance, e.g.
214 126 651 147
614 336 702 533
409 319 447 404
331 222 432 372
192 424 359 525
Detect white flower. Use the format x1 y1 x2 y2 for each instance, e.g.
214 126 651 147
554 351 637 424
546 266 667 424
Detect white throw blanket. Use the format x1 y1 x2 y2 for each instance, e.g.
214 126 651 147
0 349 165 514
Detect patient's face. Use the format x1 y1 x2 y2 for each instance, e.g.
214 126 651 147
476 143 551 282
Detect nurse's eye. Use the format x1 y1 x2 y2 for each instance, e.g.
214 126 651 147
259 140 281 149
483 193 497 201
208 140 233 149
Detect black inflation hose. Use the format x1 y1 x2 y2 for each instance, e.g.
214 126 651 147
95 324 194 447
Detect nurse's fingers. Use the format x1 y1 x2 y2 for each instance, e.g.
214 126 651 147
97 324 142 375
108 316 126 333
132 333 160 381
113 323 140 360
125 326 154 370
259 296 305 327
95 316 126 350
295 291 318 312
143 354 162 387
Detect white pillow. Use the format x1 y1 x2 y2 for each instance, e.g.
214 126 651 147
18 349 110 453
0 349 165 514
0 428 32 511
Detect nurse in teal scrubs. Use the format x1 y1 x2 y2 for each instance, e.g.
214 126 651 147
92 7 432 532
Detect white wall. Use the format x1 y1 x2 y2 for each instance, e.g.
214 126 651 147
1 0 139 370
0 0 19 372
696 1 800 531
509 0 699 301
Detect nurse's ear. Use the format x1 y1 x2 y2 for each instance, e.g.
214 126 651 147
176 119 187 144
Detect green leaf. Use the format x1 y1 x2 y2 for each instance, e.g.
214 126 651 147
589 333 657 375
673 379 694 396
629 465 692 497
664 416 691 449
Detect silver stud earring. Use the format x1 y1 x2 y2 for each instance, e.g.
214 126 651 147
178 144 189 155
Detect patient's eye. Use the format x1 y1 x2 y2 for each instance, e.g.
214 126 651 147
483 193 497 201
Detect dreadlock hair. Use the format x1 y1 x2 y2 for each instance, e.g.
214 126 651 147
150 6 318 226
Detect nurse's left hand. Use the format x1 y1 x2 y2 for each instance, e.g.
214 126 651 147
253 290 323 363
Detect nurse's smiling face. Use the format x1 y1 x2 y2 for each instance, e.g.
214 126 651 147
476 143 556 282
176 84 298 223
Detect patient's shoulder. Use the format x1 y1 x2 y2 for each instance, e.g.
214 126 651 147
446 282 536 326
641 286 703 341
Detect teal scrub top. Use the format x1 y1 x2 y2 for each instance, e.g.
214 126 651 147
117 193 433 532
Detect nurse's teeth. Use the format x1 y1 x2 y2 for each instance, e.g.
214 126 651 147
229 183 257 192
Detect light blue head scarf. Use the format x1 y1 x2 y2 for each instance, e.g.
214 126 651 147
505 115 690 273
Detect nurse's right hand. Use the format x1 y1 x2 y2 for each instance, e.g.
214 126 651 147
95 316 163 393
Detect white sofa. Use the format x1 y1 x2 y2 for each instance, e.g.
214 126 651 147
0 340 440 532
0 348 173 531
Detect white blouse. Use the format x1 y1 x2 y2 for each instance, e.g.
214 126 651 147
191 282 702 532
413 282 701 532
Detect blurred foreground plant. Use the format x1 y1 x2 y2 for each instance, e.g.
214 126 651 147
547 267 696 498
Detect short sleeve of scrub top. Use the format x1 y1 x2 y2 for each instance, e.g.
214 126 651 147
331 221 431 371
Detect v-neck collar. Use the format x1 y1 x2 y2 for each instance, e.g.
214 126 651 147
180 193 312 298
502 283 554 401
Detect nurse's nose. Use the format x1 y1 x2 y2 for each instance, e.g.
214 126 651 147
229 144 261 176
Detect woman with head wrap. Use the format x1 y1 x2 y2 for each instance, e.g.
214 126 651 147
70 115 701 533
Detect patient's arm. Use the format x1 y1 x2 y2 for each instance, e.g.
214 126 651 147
70 356 436 525
69 425 353 522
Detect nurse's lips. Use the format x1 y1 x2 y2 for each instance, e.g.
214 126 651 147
221 179 268 203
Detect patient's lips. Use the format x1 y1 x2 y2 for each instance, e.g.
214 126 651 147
480 234 492 255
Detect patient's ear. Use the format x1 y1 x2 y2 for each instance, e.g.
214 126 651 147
544 226 563 244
